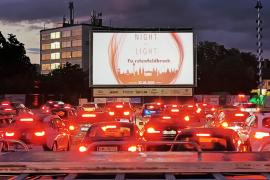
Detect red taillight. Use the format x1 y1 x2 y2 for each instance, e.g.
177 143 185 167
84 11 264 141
64 106 71 109
148 105 154 109
211 107 216 111
172 104 178 108
79 145 87 152
147 127 160 134
109 111 115 116
196 108 202 114
162 116 171 120
48 101 53 104
41 106 45 110
184 116 190 121
20 118 34 122
69 125 75 131
222 121 229 127
235 113 244 117
203 103 207 106
188 105 193 108
4 108 12 111
2 103 9 106
54 104 59 107
101 125 116 131
254 132 270 139
196 133 210 137
157 102 161 105
5 132 15 137
128 145 137 152
116 105 123 108
171 108 179 112
34 131 45 136
82 114 96 118
123 111 130 116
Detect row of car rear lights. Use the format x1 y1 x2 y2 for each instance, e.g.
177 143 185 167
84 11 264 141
147 127 181 134
20 118 34 122
109 111 130 116
254 132 270 139
82 114 96 118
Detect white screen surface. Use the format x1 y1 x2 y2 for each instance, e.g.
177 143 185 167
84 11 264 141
92 32 194 86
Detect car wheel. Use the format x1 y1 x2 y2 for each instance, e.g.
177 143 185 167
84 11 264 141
42 144 50 151
52 142 58 152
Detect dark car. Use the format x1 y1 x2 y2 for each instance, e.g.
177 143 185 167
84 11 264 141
79 121 142 153
40 101 65 114
172 128 250 152
142 102 165 118
104 102 136 123
41 115 71 151
142 113 186 151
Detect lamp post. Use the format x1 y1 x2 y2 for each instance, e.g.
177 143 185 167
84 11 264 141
255 0 263 98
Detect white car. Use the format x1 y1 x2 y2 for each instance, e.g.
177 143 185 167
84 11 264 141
245 112 270 151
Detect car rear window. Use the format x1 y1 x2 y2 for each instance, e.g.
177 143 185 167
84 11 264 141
263 118 270 128
89 126 132 138
176 136 230 151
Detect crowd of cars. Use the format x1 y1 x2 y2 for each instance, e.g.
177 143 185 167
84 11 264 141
1 99 270 154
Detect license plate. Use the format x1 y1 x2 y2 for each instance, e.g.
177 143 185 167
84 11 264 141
97 146 118 152
80 127 89 132
163 130 176 135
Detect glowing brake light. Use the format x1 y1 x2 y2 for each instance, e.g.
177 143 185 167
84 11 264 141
79 145 87 152
101 125 117 131
82 114 96 118
184 116 190 121
222 121 229 128
254 132 270 139
34 131 45 136
64 106 71 109
5 132 15 137
41 106 45 110
235 113 244 117
203 103 207 106
1 102 10 106
69 125 75 131
211 107 216 111
171 108 179 112
116 105 123 108
109 111 115 116
188 105 194 108
48 101 53 104
147 127 160 133
196 108 202 114
172 104 178 108
4 108 12 111
128 145 137 152
148 105 154 109
20 118 34 122
157 102 161 105
162 116 171 120
196 133 210 137
123 111 130 116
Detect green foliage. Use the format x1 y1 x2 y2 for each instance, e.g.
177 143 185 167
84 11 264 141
0 32 38 93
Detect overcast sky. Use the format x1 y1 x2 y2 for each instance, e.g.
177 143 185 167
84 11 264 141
0 0 269 64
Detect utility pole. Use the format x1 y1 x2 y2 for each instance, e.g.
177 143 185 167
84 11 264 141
255 0 263 98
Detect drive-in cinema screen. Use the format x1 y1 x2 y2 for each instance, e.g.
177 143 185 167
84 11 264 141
92 31 194 86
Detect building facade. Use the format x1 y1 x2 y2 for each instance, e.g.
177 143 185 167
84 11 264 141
40 24 91 74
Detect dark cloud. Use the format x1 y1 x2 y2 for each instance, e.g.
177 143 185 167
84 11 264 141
0 0 269 57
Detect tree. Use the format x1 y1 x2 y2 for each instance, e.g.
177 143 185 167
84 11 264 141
40 62 88 104
196 41 257 94
0 32 38 93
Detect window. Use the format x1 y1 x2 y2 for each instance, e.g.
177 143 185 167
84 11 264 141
41 34 50 40
72 29 81 36
41 64 50 71
62 30 71 37
72 40 82 47
42 43 50 50
51 63 61 70
41 54 50 60
50 42 60 49
62 41 71 48
51 52 60 60
72 51 82 58
263 118 270 128
62 52 71 59
50 32 60 39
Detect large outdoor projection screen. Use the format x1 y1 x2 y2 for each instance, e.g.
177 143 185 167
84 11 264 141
92 31 194 86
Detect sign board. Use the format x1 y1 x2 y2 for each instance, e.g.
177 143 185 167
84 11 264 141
93 88 192 97
92 31 194 86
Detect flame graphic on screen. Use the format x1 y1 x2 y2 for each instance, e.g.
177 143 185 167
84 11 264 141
108 33 184 85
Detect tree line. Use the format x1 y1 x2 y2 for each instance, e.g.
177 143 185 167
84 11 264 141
0 32 269 101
